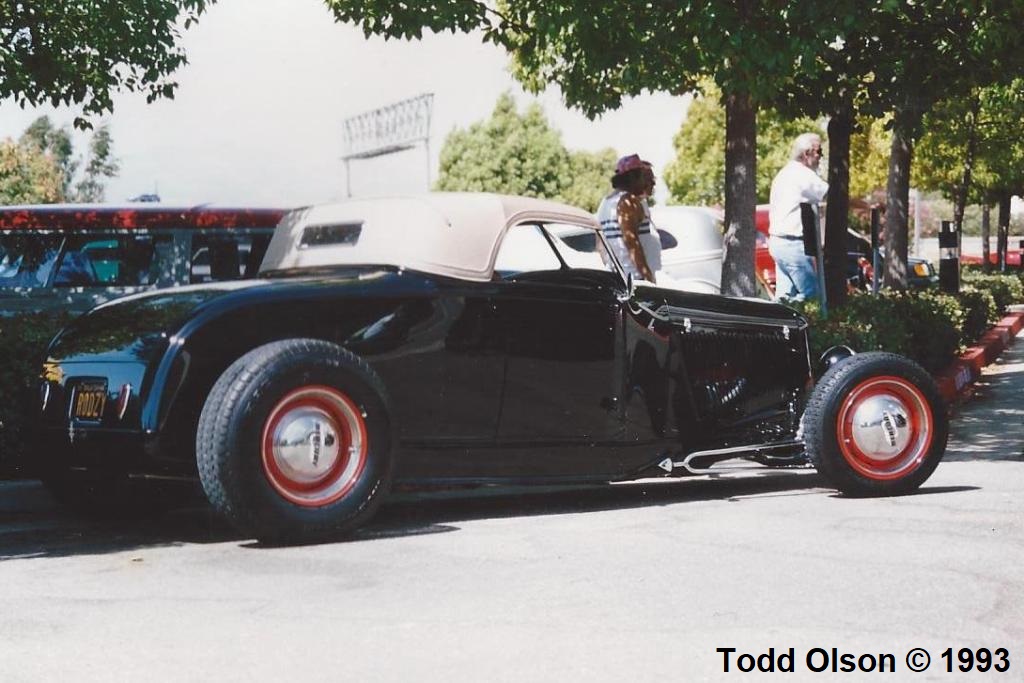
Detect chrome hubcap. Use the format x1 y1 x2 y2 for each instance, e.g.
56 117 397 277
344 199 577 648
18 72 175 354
270 407 342 484
261 386 367 507
837 376 933 480
849 394 912 461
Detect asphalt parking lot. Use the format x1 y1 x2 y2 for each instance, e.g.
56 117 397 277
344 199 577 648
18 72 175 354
1 336 1022 681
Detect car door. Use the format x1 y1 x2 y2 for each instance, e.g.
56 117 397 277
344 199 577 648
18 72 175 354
493 269 620 444
488 223 617 443
488 221 680 477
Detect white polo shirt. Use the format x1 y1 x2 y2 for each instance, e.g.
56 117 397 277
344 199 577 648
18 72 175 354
768 160 829 238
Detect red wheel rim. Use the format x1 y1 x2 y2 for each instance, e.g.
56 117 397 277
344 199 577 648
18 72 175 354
835 376 933 481
260 385 368 507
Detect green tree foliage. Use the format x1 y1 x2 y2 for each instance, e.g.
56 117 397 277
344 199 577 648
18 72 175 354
436 93 569 199
325 0 851 297
326 0 1024 294
863 2 1024 289
770 1 1024 292
0 1 212 128
563 148 618 214
664 85 824 206
913 81 1024 205
72 125 120 202
663 93 723 207
0 137 63 204
435 93 615 212
22 115 75 190
914 81 1024 265
848 116 891 200
1 116 120 204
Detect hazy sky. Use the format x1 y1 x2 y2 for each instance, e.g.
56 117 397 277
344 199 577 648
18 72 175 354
0 0 692 208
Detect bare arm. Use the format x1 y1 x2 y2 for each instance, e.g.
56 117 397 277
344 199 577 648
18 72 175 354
617 194 655 282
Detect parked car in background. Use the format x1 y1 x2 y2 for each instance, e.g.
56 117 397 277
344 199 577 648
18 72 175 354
551 204 724 294
0 204 289 476
35 193 949 543
650 205 723 294
960 249 1022 268
753 205 937 293
0 205 287 316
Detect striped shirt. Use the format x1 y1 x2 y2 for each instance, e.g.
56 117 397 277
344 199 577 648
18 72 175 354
596 190 661 277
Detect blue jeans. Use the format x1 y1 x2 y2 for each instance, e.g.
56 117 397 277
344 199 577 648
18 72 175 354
768 236 818 302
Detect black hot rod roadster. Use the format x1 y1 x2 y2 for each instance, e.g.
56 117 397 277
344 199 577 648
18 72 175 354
34 193 947 542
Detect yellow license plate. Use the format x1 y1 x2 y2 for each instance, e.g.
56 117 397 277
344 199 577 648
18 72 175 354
72 381 107 421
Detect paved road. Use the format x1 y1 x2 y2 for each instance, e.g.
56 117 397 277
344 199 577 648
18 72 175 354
1 337 1022 681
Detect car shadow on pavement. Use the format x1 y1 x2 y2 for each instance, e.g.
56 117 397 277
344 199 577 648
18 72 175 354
2 467 978 555
344 468 830 545
0 479 253 560
2 469 828 557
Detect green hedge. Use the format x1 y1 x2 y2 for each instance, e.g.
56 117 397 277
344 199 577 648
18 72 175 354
793 272 1020 374
957 286 998 342
0 311 73 477
960 271 1024 313
792 291 962 373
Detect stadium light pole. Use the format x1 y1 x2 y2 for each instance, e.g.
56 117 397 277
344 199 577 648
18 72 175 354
341 93 434 197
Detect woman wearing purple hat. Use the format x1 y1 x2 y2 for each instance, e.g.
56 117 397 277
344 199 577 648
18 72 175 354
596 154 661 283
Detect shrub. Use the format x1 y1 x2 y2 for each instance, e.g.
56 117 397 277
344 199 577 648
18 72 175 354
960 271 1024 313
790 290 963 373
0 311 73 477
957 286 998 343
906 290 965 370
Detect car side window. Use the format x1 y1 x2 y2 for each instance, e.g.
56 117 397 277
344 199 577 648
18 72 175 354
659 229 678 250
55 234 165 287
544 222 619 274
493 224 561 279
190 233 271 283
0 232 63 287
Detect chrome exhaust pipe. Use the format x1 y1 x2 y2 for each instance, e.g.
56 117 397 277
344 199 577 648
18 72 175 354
658 440 805 475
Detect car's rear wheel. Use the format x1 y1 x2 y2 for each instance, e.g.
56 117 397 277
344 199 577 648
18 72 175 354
196 339 392 543
803 352 947 496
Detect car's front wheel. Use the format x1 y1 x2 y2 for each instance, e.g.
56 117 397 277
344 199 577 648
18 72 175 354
196 339 392 543
803 352 948 496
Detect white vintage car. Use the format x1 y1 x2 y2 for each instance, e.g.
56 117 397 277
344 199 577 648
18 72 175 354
543 204 724 294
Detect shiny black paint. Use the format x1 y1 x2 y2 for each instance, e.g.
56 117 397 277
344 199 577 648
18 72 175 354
37 265 811 484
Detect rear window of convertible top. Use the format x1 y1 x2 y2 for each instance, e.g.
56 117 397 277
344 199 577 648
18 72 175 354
300 222 362 248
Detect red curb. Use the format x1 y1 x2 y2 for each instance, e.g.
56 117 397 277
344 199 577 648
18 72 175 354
959 347 987 373
1004 314 1024 336
934 311 1024 404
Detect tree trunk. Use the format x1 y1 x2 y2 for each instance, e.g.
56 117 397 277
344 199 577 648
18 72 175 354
998 191 1011 272
883 129 912 290
981 203 991 272
824 109 852 308
720 91 757 297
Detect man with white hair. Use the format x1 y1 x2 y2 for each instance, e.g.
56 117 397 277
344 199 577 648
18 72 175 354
768 133 828 301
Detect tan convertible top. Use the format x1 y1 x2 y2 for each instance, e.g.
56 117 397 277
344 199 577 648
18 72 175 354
259 192 600 281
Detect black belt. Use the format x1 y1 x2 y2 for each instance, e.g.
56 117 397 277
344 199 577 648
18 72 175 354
770 234 803 240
